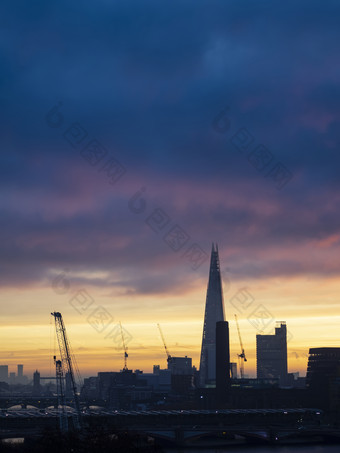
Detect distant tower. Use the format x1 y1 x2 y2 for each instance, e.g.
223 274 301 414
199 243 226 387
0 365 8 383
256 322 288 385
33 370 41 396
17 364 23 383
9 372 15 385
216 321 230 401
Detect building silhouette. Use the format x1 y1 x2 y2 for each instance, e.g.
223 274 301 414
33 370 41 396
9 372 15 385
306 347 340 409
168 356 194 395
230 362 237 379
168 356 192 375
17 364 23 383
216 321 230 401
0 365 8 383
256 322 288 386
199 243 226 387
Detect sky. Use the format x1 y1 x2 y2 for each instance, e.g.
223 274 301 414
1 0 340 379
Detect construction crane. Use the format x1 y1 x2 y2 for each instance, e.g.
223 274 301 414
119 321 128 371
51 312 82 430
53 355 68 432
157 323 172 364
234 314 247 379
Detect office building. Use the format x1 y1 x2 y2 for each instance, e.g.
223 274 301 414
168 356 194 394
216 321 230 401
33 370 41 396
256 322 288 386
306 347 340 409
17 364 23 380
230 362 237 379
0 365 8 383
168 356 192 375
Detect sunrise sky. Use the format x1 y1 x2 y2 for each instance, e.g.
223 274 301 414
1 1 340 379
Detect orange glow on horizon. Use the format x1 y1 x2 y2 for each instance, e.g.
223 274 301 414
1 273 340 380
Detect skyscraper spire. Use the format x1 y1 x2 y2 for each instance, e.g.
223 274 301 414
199 243 225 387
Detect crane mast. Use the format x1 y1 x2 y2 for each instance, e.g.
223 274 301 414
54 355 68 432
234 314 247 379
157 323 172 364
119 321 128 371
51 312 82 430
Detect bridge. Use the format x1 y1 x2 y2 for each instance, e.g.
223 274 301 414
1 407 336 446
0 396 76 410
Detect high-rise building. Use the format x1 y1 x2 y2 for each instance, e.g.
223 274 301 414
17 364 23 378
230 362 237 379
216 321 230 401
199 243 226 387
256 322 288 385
306 347 340 409
17 364 23 383
33 370 41 396
168 356 192 375
0 365 8 383
168 356 194 394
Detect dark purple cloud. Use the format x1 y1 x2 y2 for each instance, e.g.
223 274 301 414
1 0 340 293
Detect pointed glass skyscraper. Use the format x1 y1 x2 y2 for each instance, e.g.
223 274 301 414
199 243 225 387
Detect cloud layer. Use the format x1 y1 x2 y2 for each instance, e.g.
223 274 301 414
1 0 340 305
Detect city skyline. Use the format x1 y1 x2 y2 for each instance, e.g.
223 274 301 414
2 0 340 379
0 246 332 378
0 234 338 377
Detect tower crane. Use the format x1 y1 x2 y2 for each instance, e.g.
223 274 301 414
51 312 82 430
53 355 68 432
157 323 172 364
234 314 247 379
119 321 129 371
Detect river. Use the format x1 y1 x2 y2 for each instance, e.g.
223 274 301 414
164 446 340 453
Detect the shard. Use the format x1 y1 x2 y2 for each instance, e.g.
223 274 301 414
199 243 226 387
